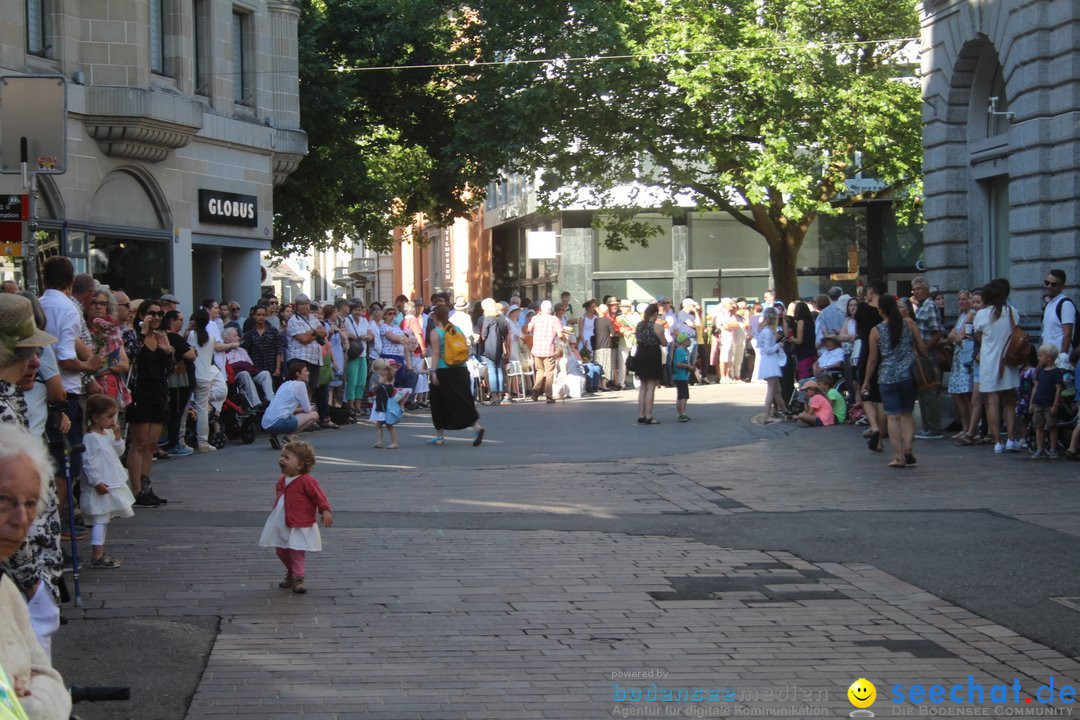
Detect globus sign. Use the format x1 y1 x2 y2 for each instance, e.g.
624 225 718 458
198 189 258 227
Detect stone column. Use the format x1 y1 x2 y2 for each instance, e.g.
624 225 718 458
267 1 301 130
559 226 595 302
222 248 263 309
192 246 222 305
672 224 688 301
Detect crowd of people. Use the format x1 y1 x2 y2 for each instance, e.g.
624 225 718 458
1 256 1079 718
751 273 1079 470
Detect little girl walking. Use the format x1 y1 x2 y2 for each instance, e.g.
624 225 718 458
81 394 136 569
370 360 407 449
258 439 332 594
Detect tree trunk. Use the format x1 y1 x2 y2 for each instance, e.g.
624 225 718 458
767 232 804 304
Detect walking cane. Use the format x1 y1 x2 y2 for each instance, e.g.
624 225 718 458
58 433 85 608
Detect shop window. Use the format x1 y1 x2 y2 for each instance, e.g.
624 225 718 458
689 276 766 303
687 214 770 271
595 216 672 272
89 237 171 300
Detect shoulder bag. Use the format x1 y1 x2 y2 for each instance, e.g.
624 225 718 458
999 306 1029 378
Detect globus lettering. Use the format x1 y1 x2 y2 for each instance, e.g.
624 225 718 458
206 198 255 220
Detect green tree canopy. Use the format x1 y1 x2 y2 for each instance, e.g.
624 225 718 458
446 0 922 300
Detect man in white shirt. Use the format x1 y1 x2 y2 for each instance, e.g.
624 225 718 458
450 297 475 341
39 257 103 523
1041 269 1075 355
200 299 236 374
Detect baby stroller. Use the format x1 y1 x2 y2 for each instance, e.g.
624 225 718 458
184 365 260 448
787 367 846 415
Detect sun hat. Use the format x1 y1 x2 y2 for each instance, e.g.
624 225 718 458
540 300 553 313
454 296 469 311
0 294 57 349
619 299 631 308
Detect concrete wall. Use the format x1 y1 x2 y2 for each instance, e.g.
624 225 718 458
921 0 1080 317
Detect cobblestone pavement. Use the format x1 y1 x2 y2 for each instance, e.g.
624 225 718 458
60 383 1080 719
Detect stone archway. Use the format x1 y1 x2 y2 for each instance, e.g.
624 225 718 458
88 165 172 229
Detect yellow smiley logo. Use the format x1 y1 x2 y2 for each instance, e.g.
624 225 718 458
848 678 876 708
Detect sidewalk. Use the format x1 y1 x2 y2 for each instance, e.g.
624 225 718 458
52 383 1080 719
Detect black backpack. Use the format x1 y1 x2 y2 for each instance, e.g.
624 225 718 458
1054 296 1080 352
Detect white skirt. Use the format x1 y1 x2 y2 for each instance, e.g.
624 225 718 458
257 497 322 551
80 483 135 526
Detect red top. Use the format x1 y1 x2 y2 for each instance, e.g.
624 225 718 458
273 473 331 528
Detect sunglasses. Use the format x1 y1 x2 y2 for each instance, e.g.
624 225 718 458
147 311 165 317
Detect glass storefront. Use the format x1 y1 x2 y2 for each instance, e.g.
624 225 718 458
88 235 172 299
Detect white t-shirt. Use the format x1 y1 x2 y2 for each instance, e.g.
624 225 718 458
40 288 84 394
817 346 845 369
26 344 59 436
261 380 311 430
450 311 474 340
187 329 216 382
208 321 226 374
1042 294 1076 352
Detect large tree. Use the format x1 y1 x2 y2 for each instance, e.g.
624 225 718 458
273 0 485 256
446 0 922 300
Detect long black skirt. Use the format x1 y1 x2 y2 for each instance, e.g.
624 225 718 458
430 366 479 431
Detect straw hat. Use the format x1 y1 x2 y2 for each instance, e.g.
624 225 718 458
0 294 56 349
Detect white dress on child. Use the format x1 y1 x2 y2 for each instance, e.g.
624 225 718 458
258 476 322 551
79 432 136 525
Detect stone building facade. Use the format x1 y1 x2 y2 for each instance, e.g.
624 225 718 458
920 0 1080 320
0 0 306 309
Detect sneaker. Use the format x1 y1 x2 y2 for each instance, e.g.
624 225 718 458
167 444 194 457
1005 439 1022 452
994 442 1005 454
134 490 162 508
90 555 122 569
677 414 690 423
1047 450 1060 460
292 578 307 594
269 435 281 450
197 443 217 453
914 431 943 440
1030 449 1047 460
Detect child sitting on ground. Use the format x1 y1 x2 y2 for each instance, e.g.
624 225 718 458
81 394 136 569
816 373 847 424
258 439 332 594
789 379 836 427
1029 343 1064 460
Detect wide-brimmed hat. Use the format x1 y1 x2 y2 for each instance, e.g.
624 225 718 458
0 294 57 349
454 297 469 311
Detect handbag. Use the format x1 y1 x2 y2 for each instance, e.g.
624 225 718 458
911 353 940 391
625 346 637 372
1000 306 1029 378
318 345 333 386
346 318 365 360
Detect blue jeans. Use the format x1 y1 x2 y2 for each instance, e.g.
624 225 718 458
480 356 504 393
582 363 602 392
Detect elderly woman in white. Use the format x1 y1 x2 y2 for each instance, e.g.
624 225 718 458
0 424 71 720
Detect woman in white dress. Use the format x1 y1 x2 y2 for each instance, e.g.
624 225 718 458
973 278 1022 453
755 307 787 420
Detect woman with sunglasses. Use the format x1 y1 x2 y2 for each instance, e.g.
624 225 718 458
125 300 173 507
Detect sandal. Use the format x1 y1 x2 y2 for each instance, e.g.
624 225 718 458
90 554 122 569
645 417 660 425
954 434 976 446
887 460 906 469
637 417 647 424
905 453 917 466
867 431 882 452
1066 449 1079 461
428 437 445 446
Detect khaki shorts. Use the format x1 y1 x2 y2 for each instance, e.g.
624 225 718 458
1032 404 1057 430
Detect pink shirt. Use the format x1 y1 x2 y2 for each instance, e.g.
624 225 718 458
808 393 836 426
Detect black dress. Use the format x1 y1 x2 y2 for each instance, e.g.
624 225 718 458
127 339 171 424
633 321 663 381
854 302 883 402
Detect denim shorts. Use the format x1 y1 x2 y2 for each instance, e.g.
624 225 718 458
263 415 299 435
879 378 917 416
